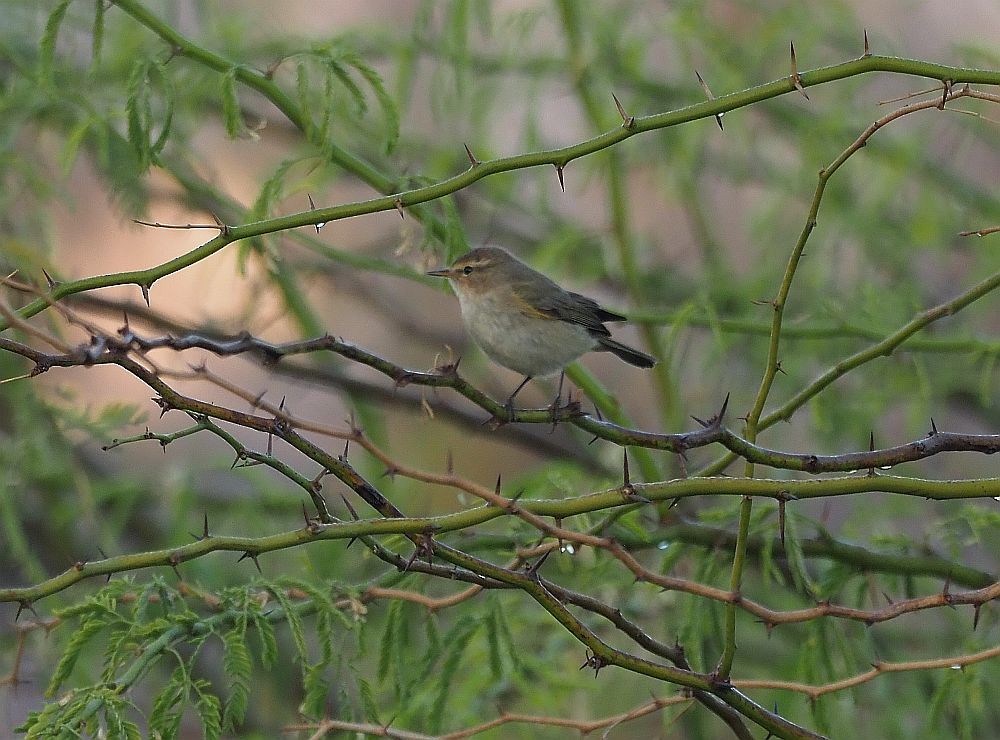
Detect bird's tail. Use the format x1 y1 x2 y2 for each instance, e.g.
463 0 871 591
596 337 657 368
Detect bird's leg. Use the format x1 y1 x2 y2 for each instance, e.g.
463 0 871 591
503 375 533 420
548 370 566 425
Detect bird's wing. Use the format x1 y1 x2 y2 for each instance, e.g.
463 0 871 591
520 286 616 336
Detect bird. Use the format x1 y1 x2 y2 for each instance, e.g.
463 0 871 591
427 246 656 414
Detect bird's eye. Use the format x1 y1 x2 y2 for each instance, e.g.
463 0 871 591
462 265 474 275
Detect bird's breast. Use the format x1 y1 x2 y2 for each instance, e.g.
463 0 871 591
456 290 596 376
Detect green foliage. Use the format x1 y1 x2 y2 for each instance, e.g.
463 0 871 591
1 1 999 738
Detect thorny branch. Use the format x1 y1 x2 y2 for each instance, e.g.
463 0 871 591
2 14 999 733
3 328 994 472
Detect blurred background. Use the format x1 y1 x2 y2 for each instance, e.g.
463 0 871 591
1 0 998 737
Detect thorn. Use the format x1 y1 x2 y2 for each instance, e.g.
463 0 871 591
340 438 350 461
340 494 359 550
41 268 57 288
341 494 360 521
867 431 877 477
863 28 871 57
15 600 38 622
302 502 311 527
525 549 552 579
554 164 565 192
789 41 810 100
623 450 631 488
929 418 938 436
150 396 171 418
307 193 326 233
717 392 730 424
939 80 952 109
973 603 982 631
238 551 263 574
611 92 634 128
210 212 229 235
775 361 786 376
140 283 150 307
394 198 405 219
495 473 502 496
463 142 479 166
695 70 724 130
690 414 709 428
191 512 211 541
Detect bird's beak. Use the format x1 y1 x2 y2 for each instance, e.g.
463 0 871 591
426 267 452 278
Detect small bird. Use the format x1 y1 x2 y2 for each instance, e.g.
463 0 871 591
427 246 656 412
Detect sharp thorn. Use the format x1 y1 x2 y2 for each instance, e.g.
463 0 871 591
463 142 479 166
554 164 565 192
307 193 326 232
716 392 730 425
611 92 634 128
140 283 150 307
789 41 810 100
863 28 871 57
695 70 724 130
341 493 360 522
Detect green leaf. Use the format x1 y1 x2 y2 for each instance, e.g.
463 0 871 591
125 59 153 169
149 665 187 738
300 661 330 719
358 676 381 723
378 598 403 683
268 586 308 662
39 0 72 83
46 617 108 697
220 627 251 731
428 616 480 733
193 679 223 740
252 613 278 669
349 56 400 153
91 0 105 63
484 603 503 679
220 67 244 139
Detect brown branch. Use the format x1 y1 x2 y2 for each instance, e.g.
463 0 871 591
286 694 694 740
6 326 995 473
735 644 1000 699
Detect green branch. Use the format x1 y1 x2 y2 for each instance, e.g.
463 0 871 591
3 474 997 605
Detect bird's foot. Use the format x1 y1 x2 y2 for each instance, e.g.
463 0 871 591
483 397 517 430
